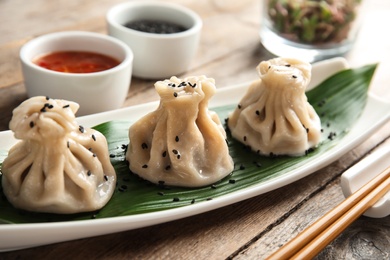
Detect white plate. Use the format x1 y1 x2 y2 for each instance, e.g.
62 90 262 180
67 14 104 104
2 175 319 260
1 58 390 252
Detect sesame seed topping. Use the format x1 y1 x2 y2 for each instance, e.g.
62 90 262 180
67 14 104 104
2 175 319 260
172 149 178 155
67 141 70 148
63 104 70 108
79 125 85 133
87 170 92 176
173 197 180 202
255 110 260 116
165 165 171 171
92 134 96 141
29 121 34 128
104 175 108 181
173 92 178 97
162 151 167 157
175 136 179 142
292 75 297 79
238 104 242 109
110 154 115 158
177 154 181 159
142 164 148 168
92 153 97 157
286 64 291 67
45 96 50 100
141 143 148 149
229 179 236 184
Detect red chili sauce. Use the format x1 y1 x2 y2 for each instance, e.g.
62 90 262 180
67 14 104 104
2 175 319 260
33 51 120 73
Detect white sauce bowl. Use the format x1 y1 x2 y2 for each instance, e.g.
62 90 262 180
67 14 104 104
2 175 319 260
107 1 202 79
20 31 133 116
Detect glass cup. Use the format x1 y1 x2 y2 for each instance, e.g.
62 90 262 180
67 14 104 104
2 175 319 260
260 0 364 62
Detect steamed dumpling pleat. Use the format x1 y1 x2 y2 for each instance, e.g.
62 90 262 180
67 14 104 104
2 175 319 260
228 58 321 156
126 76 234 187
1 96 116 214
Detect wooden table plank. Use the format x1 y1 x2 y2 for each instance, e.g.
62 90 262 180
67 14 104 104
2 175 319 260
1 0 390 259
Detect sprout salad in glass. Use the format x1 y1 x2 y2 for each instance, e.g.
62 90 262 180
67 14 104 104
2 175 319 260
260 0 363 62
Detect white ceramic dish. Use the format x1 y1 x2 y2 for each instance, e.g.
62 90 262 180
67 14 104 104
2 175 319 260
20 31 134 116
107 1 202 79
1 58 390 251
341 143 390 218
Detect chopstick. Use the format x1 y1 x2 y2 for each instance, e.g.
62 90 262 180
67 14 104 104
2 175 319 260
266 165 390 260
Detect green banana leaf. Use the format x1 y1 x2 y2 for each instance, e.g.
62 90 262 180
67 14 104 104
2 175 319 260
0 64 377 224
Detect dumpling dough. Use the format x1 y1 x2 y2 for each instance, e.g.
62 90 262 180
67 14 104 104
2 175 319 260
228 58 321 156
126 76 234 187
1 96 116 214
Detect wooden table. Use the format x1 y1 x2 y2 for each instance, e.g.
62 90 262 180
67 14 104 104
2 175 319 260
1 0 390 259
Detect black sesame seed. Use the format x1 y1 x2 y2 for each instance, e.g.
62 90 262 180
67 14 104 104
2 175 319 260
92 153 97 157
63 104 70 108
79 125 85 133
255 110 260 116
173 92 178 97
175 136 179 142
142 164 148 168
40 107 46 112
238 104 242 109
191 199 195 204
67 141 70 148
229 179 236 184
29 121 34 128
286 64 291 67
104 175 109 181
141 142 148 149
87 170 92 176
48 104 54 109
177 154 181 159
172 149 178 155
173 197 180 202
110 154 115 158
92 134 96 141
292 75 297 78
162 151 167 157
243 136 247 142
206 198 213 201
165 165 171 171
45 96 50 100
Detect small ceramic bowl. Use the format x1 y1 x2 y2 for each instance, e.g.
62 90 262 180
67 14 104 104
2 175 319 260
106 1 202 79
20 31 133 116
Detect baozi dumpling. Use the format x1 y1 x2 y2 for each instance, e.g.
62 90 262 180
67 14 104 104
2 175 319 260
1 96 116 214
228 58 321 156
126 76 234 187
